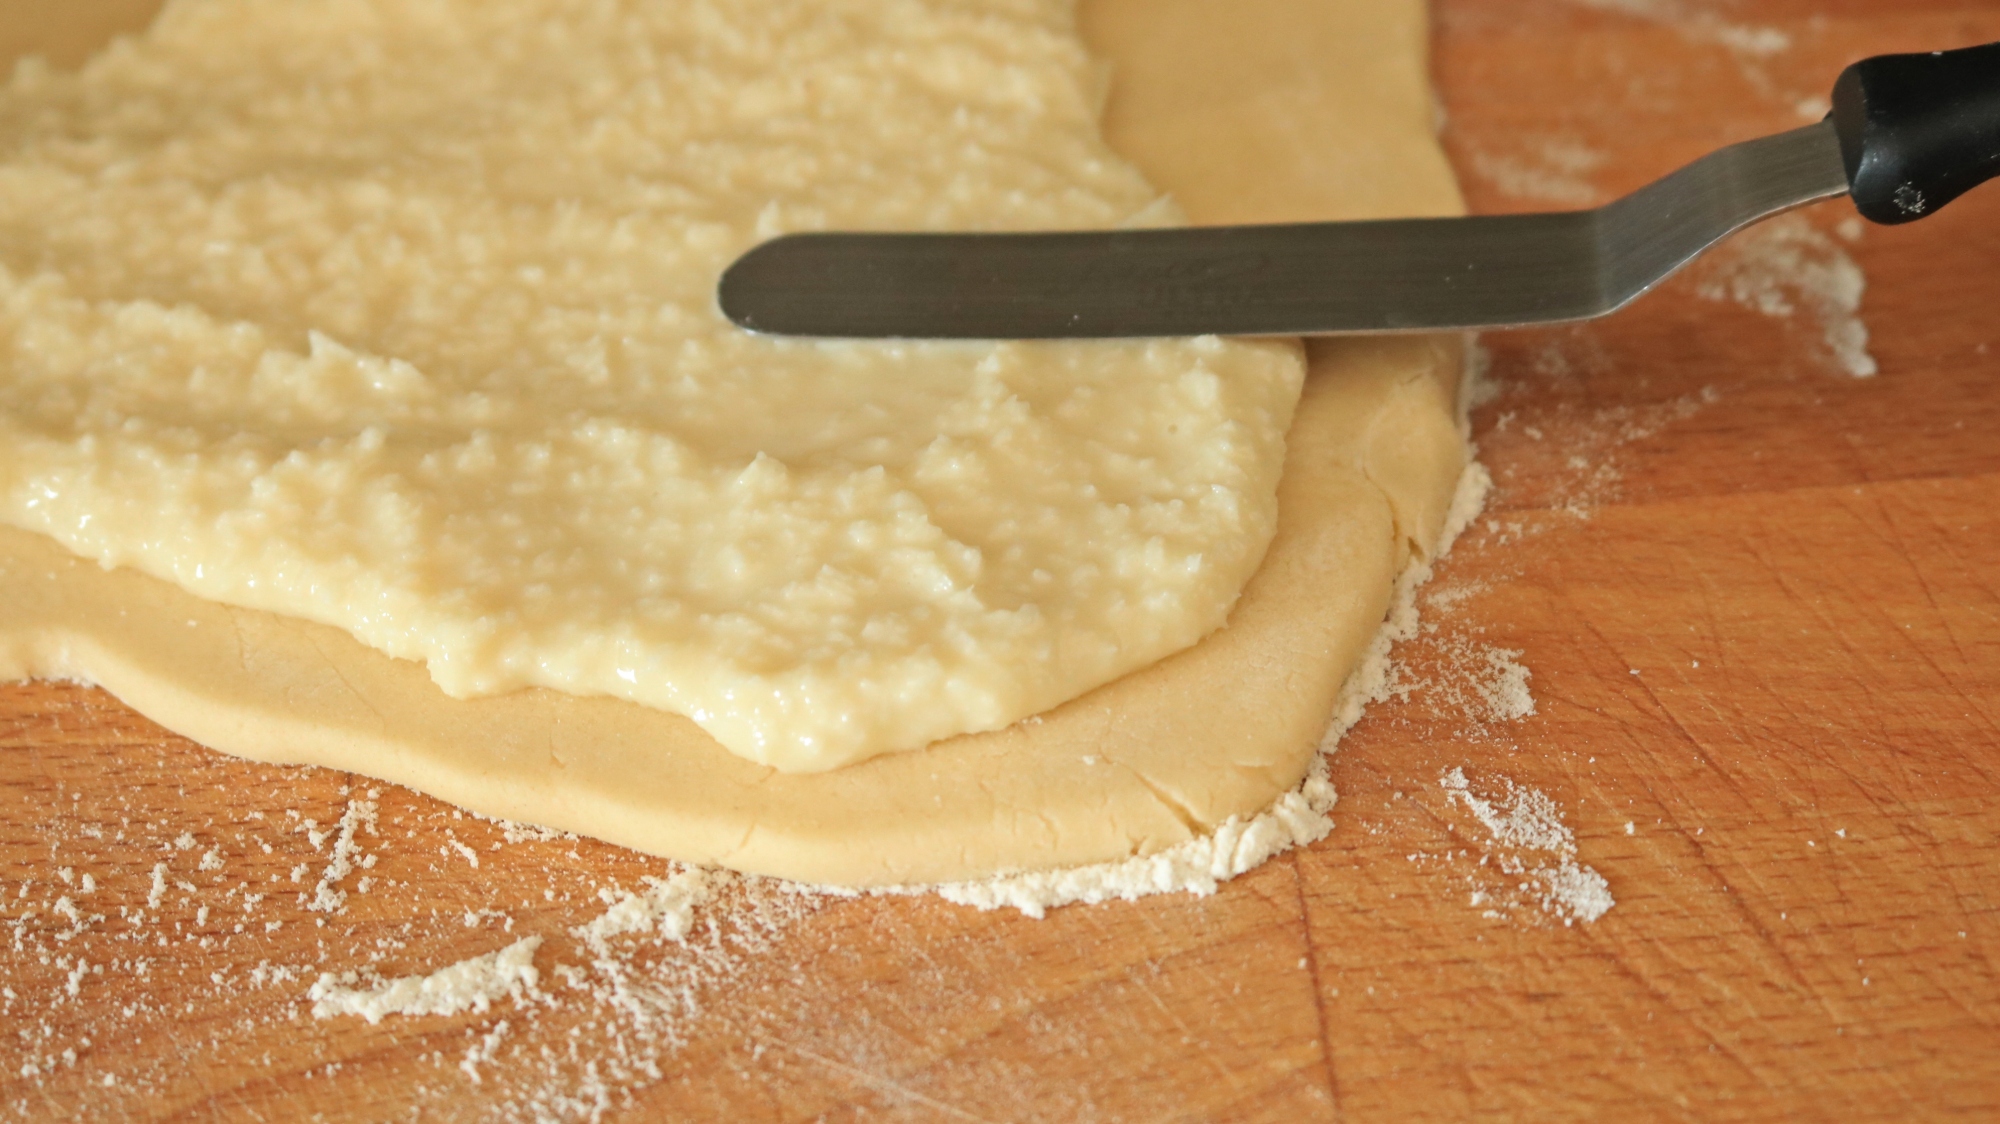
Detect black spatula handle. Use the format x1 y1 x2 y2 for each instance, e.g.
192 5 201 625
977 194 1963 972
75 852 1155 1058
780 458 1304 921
1832 40 2000 224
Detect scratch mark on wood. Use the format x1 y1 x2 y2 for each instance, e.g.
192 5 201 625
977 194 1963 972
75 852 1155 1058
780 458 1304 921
765 1035 1002 1124
1289 850 1342 1120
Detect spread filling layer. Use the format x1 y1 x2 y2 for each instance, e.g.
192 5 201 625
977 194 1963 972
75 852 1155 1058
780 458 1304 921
0 0 1303 771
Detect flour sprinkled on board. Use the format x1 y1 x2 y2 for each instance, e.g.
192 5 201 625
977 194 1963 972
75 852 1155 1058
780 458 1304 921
1390 638 1536 724
1468 137 1607 206
1698 215 1877 378
1439 768 1614 925
302 865 822 1117
572 869 712 956
1554 0 1812 116
1556 0 1790 61
1485 379 1720 523
309 935 542 1024
0 762 827 1118
303 795 378 915
292 865 822 1117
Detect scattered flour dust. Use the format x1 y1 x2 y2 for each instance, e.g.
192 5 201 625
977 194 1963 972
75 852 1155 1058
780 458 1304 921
1389 636 1535 725
1489 375 1721 523
1555 0 1822 118
1559 0 1791 60
1438 768 1615 926
309 936 543 1025
301 866 823 1119
304 795 379 914
1698 214 1878 378
572 870 713 957
1468 137 1607 207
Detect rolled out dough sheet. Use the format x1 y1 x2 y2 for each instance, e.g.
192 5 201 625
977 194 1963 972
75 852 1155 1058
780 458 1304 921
0 0 1468 886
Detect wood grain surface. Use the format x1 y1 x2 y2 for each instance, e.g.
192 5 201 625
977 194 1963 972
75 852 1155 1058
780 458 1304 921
6 1 2000 1119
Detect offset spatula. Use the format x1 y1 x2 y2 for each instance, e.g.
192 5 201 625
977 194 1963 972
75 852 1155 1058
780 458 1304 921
720 41 2000 340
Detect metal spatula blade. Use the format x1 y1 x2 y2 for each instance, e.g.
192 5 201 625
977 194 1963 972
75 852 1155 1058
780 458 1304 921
718 42 2000 341
722 123 1845 339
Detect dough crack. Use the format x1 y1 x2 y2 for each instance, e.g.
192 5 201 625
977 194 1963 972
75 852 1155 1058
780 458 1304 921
1118 766 1206 838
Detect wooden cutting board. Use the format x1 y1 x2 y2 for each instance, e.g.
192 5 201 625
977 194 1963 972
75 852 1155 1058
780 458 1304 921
5 0 2000 1118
